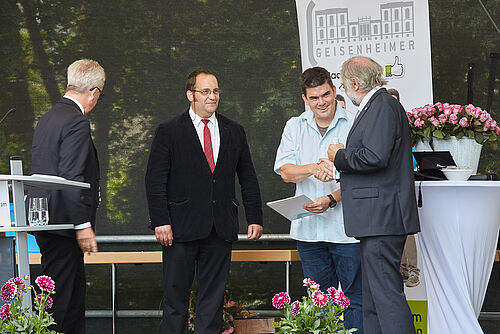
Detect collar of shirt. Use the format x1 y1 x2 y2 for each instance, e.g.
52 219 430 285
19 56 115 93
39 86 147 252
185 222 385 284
357 85 382 113
302 101 348 132
63 95 85 115
189 108 218 127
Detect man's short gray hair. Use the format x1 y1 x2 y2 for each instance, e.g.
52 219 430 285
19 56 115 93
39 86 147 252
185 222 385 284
341 56 387 93
66 59 105 93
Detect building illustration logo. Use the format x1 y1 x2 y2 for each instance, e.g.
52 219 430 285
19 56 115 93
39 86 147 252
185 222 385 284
305 0 415 77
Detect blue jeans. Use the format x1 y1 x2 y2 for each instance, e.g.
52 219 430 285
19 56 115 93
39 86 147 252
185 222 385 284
297 241 363 334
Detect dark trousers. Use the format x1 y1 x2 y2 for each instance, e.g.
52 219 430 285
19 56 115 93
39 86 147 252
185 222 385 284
160 230 232 334
359 235 415 334
35 233 86 334
297 241 363 334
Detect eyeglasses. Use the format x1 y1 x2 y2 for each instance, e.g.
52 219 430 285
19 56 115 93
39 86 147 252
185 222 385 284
191 88 220 96
90 87 104 101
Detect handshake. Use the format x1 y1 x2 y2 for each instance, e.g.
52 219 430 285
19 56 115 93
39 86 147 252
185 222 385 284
313 142 345 182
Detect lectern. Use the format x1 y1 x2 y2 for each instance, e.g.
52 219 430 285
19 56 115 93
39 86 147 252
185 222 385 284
0 157 89 308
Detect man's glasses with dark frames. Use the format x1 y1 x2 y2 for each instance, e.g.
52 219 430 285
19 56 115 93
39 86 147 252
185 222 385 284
90 87 104 101
191 88 220 96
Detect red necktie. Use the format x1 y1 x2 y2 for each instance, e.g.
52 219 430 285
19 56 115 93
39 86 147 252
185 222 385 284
202 119 215 172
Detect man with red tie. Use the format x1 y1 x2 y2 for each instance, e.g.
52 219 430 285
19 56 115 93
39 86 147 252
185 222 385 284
145 70 263 334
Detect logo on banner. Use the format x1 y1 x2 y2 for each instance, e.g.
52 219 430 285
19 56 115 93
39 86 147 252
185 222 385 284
305 0 416 73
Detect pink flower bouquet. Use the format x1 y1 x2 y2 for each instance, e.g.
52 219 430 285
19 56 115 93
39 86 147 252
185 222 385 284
272 278 357 334
407 103 499 147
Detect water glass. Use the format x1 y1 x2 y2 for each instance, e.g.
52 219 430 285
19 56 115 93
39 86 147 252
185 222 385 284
28 198 49 226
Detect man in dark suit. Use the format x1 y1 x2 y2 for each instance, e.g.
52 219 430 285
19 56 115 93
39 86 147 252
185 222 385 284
30 59 104 334
327 56 420 334
145 70 263 334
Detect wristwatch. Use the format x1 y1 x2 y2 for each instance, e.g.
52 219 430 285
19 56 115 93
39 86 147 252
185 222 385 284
327 194 337 208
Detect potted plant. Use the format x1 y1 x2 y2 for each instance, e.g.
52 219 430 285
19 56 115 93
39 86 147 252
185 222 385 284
272 278 357 334
188 290 272 334
0 275 60 334
408 102 499 172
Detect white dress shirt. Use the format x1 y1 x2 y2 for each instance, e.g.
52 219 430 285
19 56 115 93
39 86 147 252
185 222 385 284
189 108 220 164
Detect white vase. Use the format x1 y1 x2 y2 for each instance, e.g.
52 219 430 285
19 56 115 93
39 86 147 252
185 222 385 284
414 136 482 174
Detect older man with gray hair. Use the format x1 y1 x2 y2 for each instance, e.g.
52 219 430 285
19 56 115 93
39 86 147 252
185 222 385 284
30 59 105 334
327 56 420 334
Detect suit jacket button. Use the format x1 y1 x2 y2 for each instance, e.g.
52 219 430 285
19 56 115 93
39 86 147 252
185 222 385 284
212 179 217 183
212 200 217 204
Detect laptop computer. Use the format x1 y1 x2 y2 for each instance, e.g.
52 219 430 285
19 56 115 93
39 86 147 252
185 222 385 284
413 151 456 180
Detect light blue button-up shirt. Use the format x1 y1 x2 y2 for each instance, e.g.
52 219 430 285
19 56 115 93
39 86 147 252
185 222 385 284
274 104 358 244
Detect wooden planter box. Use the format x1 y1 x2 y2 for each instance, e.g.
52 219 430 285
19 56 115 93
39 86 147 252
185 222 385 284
234 318 275 333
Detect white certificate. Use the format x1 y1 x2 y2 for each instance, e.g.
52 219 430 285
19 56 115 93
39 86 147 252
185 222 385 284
267 194 315 221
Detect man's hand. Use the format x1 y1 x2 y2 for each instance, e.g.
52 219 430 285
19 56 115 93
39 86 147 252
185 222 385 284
328 143 344 162
247 224 263 241
155 225 173 246
76 227 98 254
314 158 334 182
303 196 330 213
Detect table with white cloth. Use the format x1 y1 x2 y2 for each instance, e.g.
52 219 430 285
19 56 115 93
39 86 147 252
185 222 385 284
415 181 500 333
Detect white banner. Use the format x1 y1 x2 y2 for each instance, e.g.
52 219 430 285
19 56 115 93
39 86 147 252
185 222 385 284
295 0 433 113
0 181 10 227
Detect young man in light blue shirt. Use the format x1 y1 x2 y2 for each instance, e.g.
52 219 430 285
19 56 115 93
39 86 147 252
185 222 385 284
274 67 362 333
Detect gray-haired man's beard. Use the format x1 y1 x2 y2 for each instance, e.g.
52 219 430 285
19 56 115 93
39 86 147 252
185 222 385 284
345 88 361 107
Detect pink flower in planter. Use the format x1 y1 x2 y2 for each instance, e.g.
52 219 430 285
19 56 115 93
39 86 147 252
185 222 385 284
443 106 452 116
429 117 440 127
414 118 425 129
1 281 16 302
35 275 55 292
312 290 329 307
302 278 319 290
459 117 469 127
438 114 447 124
35 293 53 309
491 120 498 130
327 286 337 301
272 292 290 309
449 114 458 124
496 126 500 135
290 300 300 316
480 111 490 122
0 304 11 320
8 277 25 290
465 104 475 114
334 290 350 309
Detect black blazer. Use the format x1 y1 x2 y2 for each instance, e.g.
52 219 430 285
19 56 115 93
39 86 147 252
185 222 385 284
145 111 263 242
29 97 100 238
334 88 420 238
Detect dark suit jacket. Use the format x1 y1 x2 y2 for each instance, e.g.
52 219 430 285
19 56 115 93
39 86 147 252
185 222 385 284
145 110 263 242
29 97 100 238
334 88 420 238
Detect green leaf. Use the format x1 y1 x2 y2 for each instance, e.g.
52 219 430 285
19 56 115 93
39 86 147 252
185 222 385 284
433 129 444 138
474 132 484 144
